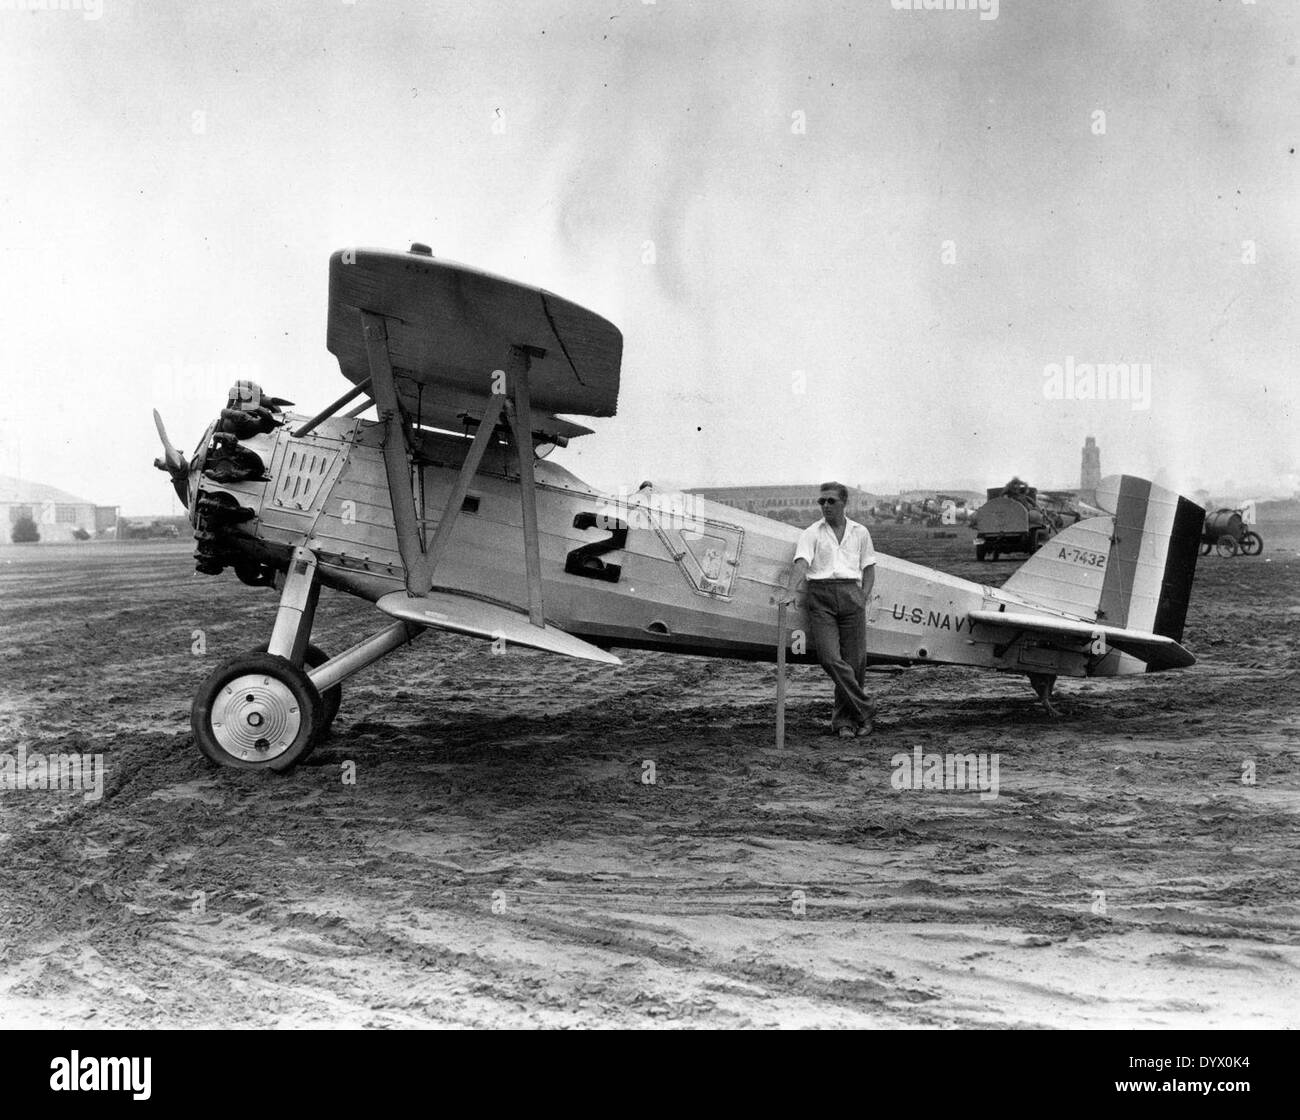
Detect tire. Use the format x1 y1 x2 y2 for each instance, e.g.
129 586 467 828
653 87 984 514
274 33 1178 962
192 653 323 771
1200 541 1212 556
252 642 341 737
1239 531 1263 556
975 543 987 561
1215 535 1238 558
989 550 1000 562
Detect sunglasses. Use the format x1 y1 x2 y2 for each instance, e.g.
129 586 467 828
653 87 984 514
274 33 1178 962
817 497 841 506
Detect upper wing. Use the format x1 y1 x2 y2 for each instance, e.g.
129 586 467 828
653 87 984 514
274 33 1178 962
327 248 622 437
966 609 1195 671
376 590 621 665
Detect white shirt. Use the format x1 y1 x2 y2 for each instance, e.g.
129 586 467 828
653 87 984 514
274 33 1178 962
794 518 876 581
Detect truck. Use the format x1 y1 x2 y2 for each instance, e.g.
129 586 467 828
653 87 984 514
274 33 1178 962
971 480 1078 561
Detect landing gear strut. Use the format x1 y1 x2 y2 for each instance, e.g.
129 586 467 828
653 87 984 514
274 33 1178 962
255 642 342 736
1028 672 1061 718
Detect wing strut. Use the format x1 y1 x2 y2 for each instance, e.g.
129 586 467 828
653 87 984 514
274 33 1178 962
362 310 432 595
423 388 505 577
343 395 374 419
358 312 550 622
292 377 372 438
505 345 548 628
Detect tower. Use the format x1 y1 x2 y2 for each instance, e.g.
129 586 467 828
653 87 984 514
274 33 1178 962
1080 436 1101 504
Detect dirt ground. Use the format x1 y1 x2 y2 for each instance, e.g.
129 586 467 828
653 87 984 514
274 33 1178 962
1 524 1297 1029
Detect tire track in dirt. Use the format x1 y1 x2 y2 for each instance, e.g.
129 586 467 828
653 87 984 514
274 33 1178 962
2 538 1298 1026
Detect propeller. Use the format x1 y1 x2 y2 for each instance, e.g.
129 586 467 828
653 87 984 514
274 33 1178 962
152 409 189 477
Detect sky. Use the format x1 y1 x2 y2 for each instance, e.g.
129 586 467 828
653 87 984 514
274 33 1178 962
1 0 1296 515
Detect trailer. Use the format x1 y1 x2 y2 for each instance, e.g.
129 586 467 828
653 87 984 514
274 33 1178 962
1200 508 1262 557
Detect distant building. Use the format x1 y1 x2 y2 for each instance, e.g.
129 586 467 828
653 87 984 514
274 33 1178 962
0 475 117 542
1080 436 1101 504
685 484 877 524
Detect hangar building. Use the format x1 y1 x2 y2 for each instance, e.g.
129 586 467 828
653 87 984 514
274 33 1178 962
685 485 877 523
0 475 118 542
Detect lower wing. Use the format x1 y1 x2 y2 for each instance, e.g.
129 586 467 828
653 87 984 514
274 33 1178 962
377 590 621 665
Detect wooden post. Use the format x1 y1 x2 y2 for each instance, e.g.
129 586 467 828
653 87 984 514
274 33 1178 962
775 601 788 750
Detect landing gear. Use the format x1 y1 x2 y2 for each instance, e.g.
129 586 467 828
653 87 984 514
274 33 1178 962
189 543 424 770
1028 672 1061 718
254 642 341 737
192 653 323 771
192 546 335 770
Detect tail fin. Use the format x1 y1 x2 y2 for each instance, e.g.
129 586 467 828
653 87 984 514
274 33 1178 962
1001 475 1205 641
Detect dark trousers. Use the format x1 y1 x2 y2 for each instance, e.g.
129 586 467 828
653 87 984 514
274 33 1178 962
806 579 874 730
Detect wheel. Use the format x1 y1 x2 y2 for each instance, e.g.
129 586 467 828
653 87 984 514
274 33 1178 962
1239 531 1263 556
192 652 322 771
252 642 341 737
989 550 1000 561
1200 541 1212 556
1215 535 1238 558
975 543 987 561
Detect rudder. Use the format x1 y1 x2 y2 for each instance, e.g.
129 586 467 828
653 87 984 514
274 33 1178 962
1000 475 1205 640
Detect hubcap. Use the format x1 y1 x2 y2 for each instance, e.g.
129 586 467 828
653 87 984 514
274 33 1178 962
210 673 302 762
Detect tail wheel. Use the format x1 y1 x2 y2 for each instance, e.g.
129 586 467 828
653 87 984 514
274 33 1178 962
1215 535 1238 558
192 653 322 771
1028 672 1061 718
252 642 341 737
1239 531 1263 556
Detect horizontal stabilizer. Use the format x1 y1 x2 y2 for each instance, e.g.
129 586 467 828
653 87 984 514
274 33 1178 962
967 608 1195 670
376 590 621 665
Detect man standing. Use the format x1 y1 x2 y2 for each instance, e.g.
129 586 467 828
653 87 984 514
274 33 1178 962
776 482 877 739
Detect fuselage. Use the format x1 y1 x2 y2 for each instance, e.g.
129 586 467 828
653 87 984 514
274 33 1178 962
188 413 1093 679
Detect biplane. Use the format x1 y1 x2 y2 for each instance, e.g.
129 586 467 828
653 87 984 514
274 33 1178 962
153 245 1206 770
